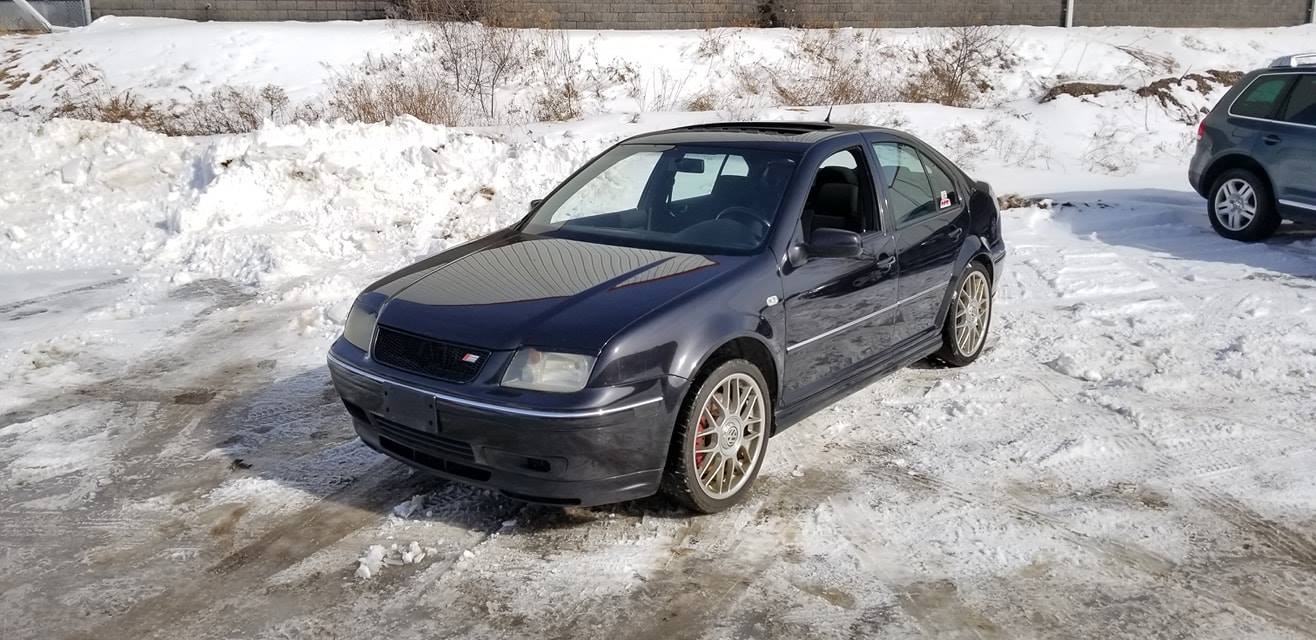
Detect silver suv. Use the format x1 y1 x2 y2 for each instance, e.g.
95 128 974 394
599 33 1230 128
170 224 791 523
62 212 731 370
1189 53 1316 241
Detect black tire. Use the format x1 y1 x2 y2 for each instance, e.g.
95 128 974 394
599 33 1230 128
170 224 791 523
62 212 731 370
660 359 771 514
1208 168 1280 242
933 261 993 367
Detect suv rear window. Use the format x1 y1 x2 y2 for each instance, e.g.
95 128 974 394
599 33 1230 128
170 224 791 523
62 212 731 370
1232 75 1295 119
1282 74 1316 126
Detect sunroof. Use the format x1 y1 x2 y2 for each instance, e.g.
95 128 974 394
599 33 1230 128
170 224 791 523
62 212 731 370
676 122 834 135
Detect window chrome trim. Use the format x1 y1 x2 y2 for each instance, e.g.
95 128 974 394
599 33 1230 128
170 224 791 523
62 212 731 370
1280 199 1316 211
786 283 947 352
327 353 661 419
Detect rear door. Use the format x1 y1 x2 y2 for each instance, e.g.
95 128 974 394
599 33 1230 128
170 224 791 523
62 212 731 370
1272 73 1316 217
869 138 966 344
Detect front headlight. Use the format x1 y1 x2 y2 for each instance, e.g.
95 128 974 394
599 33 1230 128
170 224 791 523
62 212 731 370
343 293 384 351
501 348 596 393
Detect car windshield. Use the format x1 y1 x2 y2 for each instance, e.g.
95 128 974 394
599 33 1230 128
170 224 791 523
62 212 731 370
521 144 800 254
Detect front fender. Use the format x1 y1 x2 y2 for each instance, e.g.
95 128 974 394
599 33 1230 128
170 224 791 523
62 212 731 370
591 256 785 402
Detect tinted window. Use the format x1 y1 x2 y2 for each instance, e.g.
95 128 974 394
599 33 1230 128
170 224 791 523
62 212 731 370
1232 75 1294 119
1282 74 1316 126
872 143 935 226
920 152 959 210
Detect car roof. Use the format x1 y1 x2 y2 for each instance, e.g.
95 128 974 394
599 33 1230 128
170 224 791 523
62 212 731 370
620 122 905 150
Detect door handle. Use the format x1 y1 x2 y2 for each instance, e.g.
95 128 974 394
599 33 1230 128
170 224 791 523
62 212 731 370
875 254 896 271
1263 134 1282 145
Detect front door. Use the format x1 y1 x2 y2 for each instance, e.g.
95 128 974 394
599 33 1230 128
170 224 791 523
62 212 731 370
781 146 898 407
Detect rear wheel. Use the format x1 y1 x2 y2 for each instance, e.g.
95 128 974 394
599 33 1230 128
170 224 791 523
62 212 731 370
1208 169 1280 242
661 359 770 514
934 262 993 367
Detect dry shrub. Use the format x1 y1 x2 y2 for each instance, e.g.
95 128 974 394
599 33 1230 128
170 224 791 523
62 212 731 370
392 0 556 28
695 29 730 59
326 53 462 125
900 26 1012 108
761 29 889 107
530 31 582 121
685 92 717 112
430 21 526 120
628 67 692 113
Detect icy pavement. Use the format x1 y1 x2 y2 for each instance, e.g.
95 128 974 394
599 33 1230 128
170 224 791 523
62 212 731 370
2 179 1315 638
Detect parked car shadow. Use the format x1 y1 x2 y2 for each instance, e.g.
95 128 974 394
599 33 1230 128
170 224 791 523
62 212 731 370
202 365 693 535
1038 188 1316 279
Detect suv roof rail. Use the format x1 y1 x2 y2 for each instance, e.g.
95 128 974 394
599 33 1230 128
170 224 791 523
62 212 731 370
1270 53 1316 68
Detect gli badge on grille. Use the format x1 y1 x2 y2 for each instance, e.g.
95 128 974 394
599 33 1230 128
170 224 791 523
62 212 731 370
461 353 481 364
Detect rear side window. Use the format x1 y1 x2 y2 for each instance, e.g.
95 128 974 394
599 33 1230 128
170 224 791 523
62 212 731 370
1231 75 1294 119
920 153 959 209
1282 74 1316 126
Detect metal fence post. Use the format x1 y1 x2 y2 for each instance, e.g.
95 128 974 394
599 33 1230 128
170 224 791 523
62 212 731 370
1065 0 1075 27
85 0 93 25
11 0 55 32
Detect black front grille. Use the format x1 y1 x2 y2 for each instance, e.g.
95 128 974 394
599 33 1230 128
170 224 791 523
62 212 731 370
372 415 475 462
372 326 488 383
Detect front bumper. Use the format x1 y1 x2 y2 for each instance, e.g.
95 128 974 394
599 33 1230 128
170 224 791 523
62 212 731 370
327 343 680 507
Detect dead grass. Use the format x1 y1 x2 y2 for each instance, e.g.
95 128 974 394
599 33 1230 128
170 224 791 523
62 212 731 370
326 52 462 125
759 29 890 107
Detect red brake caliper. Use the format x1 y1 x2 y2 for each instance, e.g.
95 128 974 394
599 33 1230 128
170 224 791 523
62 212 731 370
695 413 708 468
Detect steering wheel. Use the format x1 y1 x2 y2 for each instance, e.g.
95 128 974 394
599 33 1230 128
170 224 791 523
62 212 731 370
715 206 771 240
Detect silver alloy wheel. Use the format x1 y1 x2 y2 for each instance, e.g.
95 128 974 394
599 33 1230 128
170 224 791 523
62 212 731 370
1214 178 1258 231
954 270 991 356
692 372 767 499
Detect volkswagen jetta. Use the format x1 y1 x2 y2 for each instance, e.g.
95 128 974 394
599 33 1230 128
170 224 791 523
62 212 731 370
328 122 1006 513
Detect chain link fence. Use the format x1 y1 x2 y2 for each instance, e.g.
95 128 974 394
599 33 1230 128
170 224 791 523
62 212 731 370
0 0 90 30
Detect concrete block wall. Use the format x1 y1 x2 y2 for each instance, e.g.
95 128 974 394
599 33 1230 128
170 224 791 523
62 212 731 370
90 0 393 21
1072 0 1312 28
511 0 1067 29
85 0 1315 27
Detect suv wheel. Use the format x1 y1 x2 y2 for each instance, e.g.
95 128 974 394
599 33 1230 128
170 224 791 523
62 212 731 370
1208 169 1280 242
934 261 993 367
661 359 770 514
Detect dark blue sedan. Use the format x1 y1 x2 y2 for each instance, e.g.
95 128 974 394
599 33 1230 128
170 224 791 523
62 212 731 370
328 122 1006 513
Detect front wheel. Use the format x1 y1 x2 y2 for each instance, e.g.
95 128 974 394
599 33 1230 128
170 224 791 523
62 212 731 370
934 262 993 367
661 360 771 514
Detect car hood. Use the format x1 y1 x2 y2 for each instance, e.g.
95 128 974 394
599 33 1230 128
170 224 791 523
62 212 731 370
372 234 744 352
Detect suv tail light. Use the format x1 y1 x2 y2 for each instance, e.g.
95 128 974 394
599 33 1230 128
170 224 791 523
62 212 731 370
1196 120 1207 140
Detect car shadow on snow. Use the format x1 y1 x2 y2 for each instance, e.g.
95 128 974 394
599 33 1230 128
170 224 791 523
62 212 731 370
204 365 694 536
1037 188 1316 281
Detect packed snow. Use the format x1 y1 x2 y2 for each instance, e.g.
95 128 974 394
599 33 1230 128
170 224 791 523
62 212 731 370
2 17 1316 640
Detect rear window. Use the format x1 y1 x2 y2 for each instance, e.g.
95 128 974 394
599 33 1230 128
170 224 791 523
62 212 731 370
1231 75 1295 119
1282 74 1316 126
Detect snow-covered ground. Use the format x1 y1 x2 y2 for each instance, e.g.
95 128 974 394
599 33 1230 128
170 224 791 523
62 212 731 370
2 18 1316 640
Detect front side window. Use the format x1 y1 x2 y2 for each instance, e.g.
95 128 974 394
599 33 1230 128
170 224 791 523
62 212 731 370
1282 74 1316 126
800 148 876 238
872 143 936 226
1231 75 1295 119
523 144 799 253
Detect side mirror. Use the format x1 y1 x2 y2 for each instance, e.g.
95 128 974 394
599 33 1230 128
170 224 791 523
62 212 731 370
529 198 544 212
806 228 863 259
